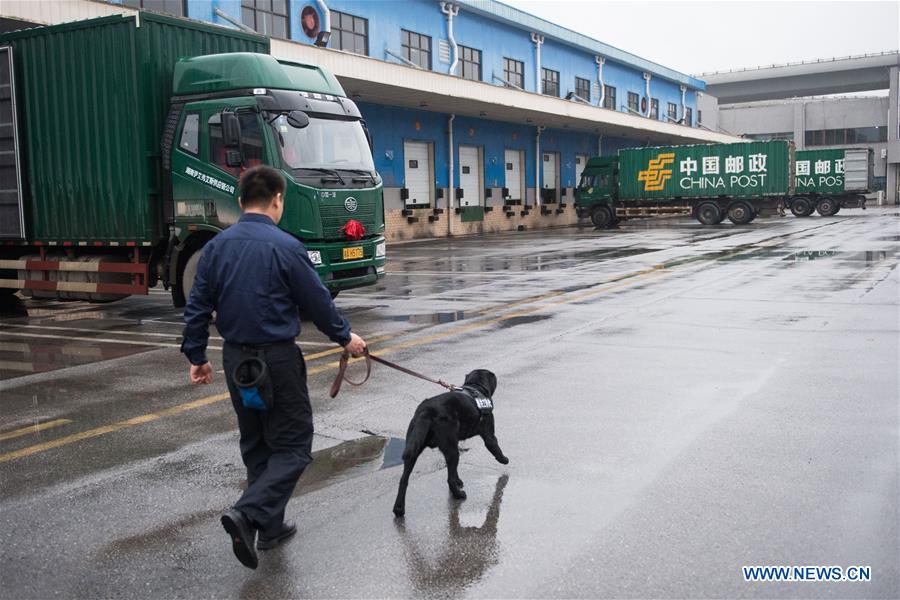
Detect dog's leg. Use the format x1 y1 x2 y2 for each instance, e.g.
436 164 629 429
393 447 423 518
437 434 466 500
480 431 510 465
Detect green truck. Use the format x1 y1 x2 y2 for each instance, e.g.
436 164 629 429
575 140 795 227
788 148 873 217
0 13 384 305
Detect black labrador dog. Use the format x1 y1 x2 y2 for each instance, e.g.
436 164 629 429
393 369 509 518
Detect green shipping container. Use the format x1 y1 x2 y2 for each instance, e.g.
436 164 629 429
0 13 268 243
795 149 853 195
618 140 794 201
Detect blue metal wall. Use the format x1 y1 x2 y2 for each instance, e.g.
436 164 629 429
360 102 639 191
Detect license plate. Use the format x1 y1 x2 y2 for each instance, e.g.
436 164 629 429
342 246 363 260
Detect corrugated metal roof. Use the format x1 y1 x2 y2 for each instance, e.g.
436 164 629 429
456 0 706 91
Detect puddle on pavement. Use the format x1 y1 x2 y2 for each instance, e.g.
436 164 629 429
387 311 467 324
496 314 552 329
780 250 892 263
291 435 405 497
0 295 28 318
571 247 655 261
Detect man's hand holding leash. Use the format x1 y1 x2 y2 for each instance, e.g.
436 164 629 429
344 332 367 357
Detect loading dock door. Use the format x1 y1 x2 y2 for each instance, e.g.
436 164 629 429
575 154 590 187
403 140 433 206
504 149 523 201
458 145 482 207
542 152 559 200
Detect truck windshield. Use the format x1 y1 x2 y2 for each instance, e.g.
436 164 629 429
270 114 375 174
579 174 598 189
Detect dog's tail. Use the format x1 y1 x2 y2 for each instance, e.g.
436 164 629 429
402 417 430 460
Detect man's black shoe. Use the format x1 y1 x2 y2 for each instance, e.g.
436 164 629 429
257 520 297 551
221 509 259 569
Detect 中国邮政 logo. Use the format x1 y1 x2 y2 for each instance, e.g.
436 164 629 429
638 153 675 191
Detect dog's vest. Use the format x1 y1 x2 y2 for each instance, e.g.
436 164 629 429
461 386 493 417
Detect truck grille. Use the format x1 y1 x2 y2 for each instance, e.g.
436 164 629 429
320 202 377 238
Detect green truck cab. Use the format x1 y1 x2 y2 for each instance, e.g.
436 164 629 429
0 13 384 305
574 156 619 228
167 53 385 304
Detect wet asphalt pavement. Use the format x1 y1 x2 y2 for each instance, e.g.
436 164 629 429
1 208 898 599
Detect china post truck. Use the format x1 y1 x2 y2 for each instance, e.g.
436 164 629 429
0 13 385 305
575 140 794 227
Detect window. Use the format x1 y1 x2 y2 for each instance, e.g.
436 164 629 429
209 112 264 177
241 0 288 39
684 107 692 127
650 98 659 120
805 127 886 146
627 92 639 113
123 0 185 16
503 58 524 89
332 10 367 55
575 77 591 102
603 85 616 109
541 68 559 96
402 29 432 70
179 112 199 156
667 102 677 122
698 109 703 124
459 45 482 81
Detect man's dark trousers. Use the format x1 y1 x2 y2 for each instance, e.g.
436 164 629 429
223 340 313 534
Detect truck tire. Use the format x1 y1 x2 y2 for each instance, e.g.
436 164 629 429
590 205 613 228
696 202 721 225
727 201 754 224
181 249 203 304
816 197 839 216
790 197 814 217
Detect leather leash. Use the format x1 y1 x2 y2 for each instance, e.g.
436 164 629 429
329 348 458 398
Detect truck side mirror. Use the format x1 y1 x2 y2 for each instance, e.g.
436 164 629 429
287 110 309 129
222 111 241 148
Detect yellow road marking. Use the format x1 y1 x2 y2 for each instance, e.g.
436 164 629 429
0 261 678 463
0 419 73 442
0 395 226 463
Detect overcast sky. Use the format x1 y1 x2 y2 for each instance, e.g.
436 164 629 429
503 0 899 76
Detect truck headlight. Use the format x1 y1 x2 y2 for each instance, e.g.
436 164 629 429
308 250 323 265
375 241 386 258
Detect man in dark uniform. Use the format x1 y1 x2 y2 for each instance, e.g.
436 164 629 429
181 165 366 569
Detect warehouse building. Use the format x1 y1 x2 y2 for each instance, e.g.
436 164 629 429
1 0 736 240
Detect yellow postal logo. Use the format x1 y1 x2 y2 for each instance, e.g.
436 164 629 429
638 153 675 191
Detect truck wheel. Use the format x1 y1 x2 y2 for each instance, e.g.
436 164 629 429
696 202 721 225
816 197 839 216
181 249 203 304
790 197 813 217
590 206 612 228
727 201 753 224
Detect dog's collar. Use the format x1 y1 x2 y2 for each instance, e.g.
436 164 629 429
461 385 493 415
